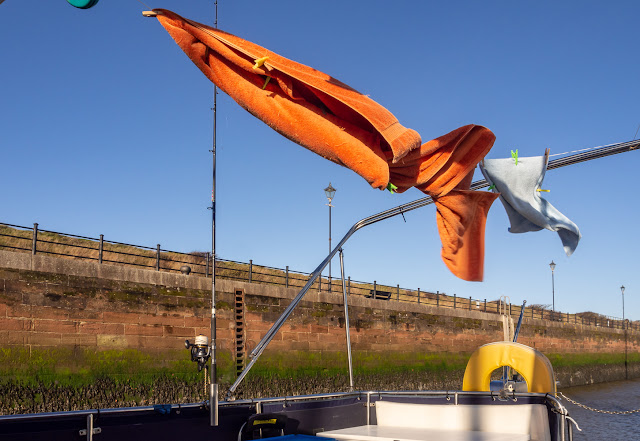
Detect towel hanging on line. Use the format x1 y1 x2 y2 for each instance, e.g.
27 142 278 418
480 153 581 256
151 9 498 281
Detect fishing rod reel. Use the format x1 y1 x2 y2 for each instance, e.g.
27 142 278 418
185 334 211 372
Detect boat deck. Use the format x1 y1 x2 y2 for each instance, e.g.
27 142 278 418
318 425 529 441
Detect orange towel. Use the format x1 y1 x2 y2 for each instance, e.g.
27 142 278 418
152 10 497 281
154 9 421 190
433 171 499 281
388 126 497 281
389 124 495 195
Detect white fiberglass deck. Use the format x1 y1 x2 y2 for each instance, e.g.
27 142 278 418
317 425 529 441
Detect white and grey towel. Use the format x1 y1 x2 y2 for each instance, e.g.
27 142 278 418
480 155 581 256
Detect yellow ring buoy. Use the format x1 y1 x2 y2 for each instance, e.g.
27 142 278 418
462 341 556 394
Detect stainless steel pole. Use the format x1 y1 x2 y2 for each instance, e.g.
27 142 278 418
339 249 354 391
225 139 640 398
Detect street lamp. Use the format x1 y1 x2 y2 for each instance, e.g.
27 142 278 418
621 285 626 326
549 261 556 313
324 183 336 292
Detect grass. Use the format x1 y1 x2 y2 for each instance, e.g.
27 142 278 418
0 347 469 387
234 351 470 384
545 352 640 367
0 346 638 414
0 347 233 388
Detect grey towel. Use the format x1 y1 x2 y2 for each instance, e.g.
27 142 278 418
480 155 581 256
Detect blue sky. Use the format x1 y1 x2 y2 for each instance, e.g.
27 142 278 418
1 1 638 321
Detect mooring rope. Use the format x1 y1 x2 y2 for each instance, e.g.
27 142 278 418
559 392 640 415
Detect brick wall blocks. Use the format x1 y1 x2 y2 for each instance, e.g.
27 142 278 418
193 327 210 336
97 334 128 348
279 341 309 351
245 330 269 344
1 291 24 307
245 319 276 332
61 334 97 346
1 253 638 364
314 331 343 345
280 331 301 342
0 317 32 331
34 319 78 334
34 306 70 321
216 318 234 330
155 303 181 315
6 304 32 319
244 312 263 323
4 279 43 295
162 325 194 338
30 333 62 346
125 324 163 336
79 322 124 335
103 311 141 325
308 325 329 335
314 316 340 327
286 323 311 333
20 292 61 309
137 313 184 327
0 269 22 280
184 316 208 328
352 342 372 351
303 331 320 342
0 330 29 344
135 335 185 350
68 310 102 321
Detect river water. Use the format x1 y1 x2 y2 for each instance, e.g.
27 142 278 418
559 379 640 440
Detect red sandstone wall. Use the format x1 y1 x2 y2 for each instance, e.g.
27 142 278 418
0 251 638 362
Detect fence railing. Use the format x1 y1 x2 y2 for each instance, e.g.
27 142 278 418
0 222 637 332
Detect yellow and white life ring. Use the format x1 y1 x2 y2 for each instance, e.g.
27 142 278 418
462 341 556 394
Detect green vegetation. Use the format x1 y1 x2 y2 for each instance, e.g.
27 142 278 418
1 346 636 390
545 352 640 367
0 347 234 388
234 351 469 386
1 345 639 414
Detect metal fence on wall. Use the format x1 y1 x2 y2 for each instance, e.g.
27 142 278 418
0 221 637 331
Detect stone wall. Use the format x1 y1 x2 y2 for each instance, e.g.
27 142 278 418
0 250 638 365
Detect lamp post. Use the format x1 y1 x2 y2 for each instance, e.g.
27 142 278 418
621 285 627 379
621 285 626 326
549 261 556 316
324 183 336 292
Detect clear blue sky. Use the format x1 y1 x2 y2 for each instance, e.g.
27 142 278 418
1 1 638 321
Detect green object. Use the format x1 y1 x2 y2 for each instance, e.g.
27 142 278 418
386 182 398 194
67 0 99 9
511 149 519 165
488 184 496 191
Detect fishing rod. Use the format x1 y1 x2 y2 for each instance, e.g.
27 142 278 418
210 0 219 427
227 138 640 399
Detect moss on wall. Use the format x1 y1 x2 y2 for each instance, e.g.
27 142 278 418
1 347 638 415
